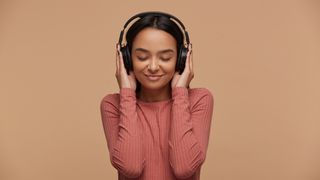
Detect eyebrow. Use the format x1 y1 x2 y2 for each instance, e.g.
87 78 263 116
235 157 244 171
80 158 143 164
134 48 174 54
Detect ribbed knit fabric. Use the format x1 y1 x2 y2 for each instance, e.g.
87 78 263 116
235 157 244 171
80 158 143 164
100 86 214 180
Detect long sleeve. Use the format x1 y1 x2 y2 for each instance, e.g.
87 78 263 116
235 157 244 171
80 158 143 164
168 87 214 179
100 88 146 178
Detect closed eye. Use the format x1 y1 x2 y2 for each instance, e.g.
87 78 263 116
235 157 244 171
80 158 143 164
137 56 172 61
161 57 172 61
137 56 148 61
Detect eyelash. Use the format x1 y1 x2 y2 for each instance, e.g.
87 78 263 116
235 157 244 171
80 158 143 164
137 57 147 61
137 57 171 61
161 57 171 61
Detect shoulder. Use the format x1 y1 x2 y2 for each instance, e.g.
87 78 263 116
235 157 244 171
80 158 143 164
189 87 214 99
188 87 214 108
100 92 120 110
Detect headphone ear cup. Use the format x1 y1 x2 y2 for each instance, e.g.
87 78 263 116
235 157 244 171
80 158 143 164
125 45 132 71
177 46 188 75
120 45 131 75
176 47 182 74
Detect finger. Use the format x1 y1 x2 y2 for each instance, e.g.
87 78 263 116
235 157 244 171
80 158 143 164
172 71 180 82
129 71 135 78
185 44 191 72
174 71 180 77
189 43 193 72
117 44 124 72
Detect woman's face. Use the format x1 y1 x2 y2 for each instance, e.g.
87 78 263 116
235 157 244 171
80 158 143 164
131 27 177 91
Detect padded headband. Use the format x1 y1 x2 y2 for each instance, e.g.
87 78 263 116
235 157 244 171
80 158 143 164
118 11 190 47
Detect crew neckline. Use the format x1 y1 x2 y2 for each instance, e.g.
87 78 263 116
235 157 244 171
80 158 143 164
137 98 173 105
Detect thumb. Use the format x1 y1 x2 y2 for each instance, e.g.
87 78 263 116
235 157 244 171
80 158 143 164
129 71 135 77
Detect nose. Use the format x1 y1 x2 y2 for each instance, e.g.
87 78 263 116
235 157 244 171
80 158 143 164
147 59 159 72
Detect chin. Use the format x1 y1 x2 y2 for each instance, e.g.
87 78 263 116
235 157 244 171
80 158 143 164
140 83 165 91
140 80 171 91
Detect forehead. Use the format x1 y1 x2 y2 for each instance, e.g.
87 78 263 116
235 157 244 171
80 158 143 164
132 27 177 52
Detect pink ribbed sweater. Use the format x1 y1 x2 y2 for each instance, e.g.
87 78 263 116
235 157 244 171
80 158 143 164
100 86 214 180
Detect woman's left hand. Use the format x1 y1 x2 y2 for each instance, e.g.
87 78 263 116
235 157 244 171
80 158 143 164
171 43 194 88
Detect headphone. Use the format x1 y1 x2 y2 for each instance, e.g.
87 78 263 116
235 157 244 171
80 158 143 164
118 11 190 75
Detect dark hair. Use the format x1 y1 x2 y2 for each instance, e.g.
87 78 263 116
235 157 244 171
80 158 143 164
125 14 184 95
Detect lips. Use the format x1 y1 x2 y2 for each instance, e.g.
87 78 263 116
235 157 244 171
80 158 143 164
146 75 163 77
145 74 163 81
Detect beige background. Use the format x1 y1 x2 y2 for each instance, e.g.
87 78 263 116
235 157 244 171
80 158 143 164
1 0 319 180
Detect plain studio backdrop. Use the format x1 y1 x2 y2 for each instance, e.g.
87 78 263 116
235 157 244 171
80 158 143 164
0 0 319 180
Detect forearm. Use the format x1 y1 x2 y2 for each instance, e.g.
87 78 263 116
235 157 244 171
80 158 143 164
110 88 145 178
168 87 205 179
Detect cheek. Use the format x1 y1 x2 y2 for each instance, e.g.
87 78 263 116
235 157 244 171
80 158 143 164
131 60 147 81
161 56 177 71
132 59 146 70
164 63 176 72
166 59 177 72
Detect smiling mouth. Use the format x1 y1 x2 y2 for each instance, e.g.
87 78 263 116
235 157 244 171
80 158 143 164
145 74 163 81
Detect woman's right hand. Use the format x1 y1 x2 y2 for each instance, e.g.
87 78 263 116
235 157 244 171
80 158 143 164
115 43 137 90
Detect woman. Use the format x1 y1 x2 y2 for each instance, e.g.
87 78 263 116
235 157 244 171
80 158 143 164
100 11 214 180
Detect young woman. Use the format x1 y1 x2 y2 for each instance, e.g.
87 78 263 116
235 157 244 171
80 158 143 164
100 11 214 180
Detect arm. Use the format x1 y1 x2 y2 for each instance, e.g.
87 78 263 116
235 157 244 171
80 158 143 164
169 87 214 179
100 88 146 178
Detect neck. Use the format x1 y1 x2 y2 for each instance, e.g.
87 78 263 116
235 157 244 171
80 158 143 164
137 84 172 102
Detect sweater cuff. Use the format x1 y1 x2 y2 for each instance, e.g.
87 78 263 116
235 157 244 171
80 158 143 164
172 86 189 98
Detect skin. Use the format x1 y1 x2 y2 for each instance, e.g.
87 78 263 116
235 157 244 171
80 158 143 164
115 27 193 102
